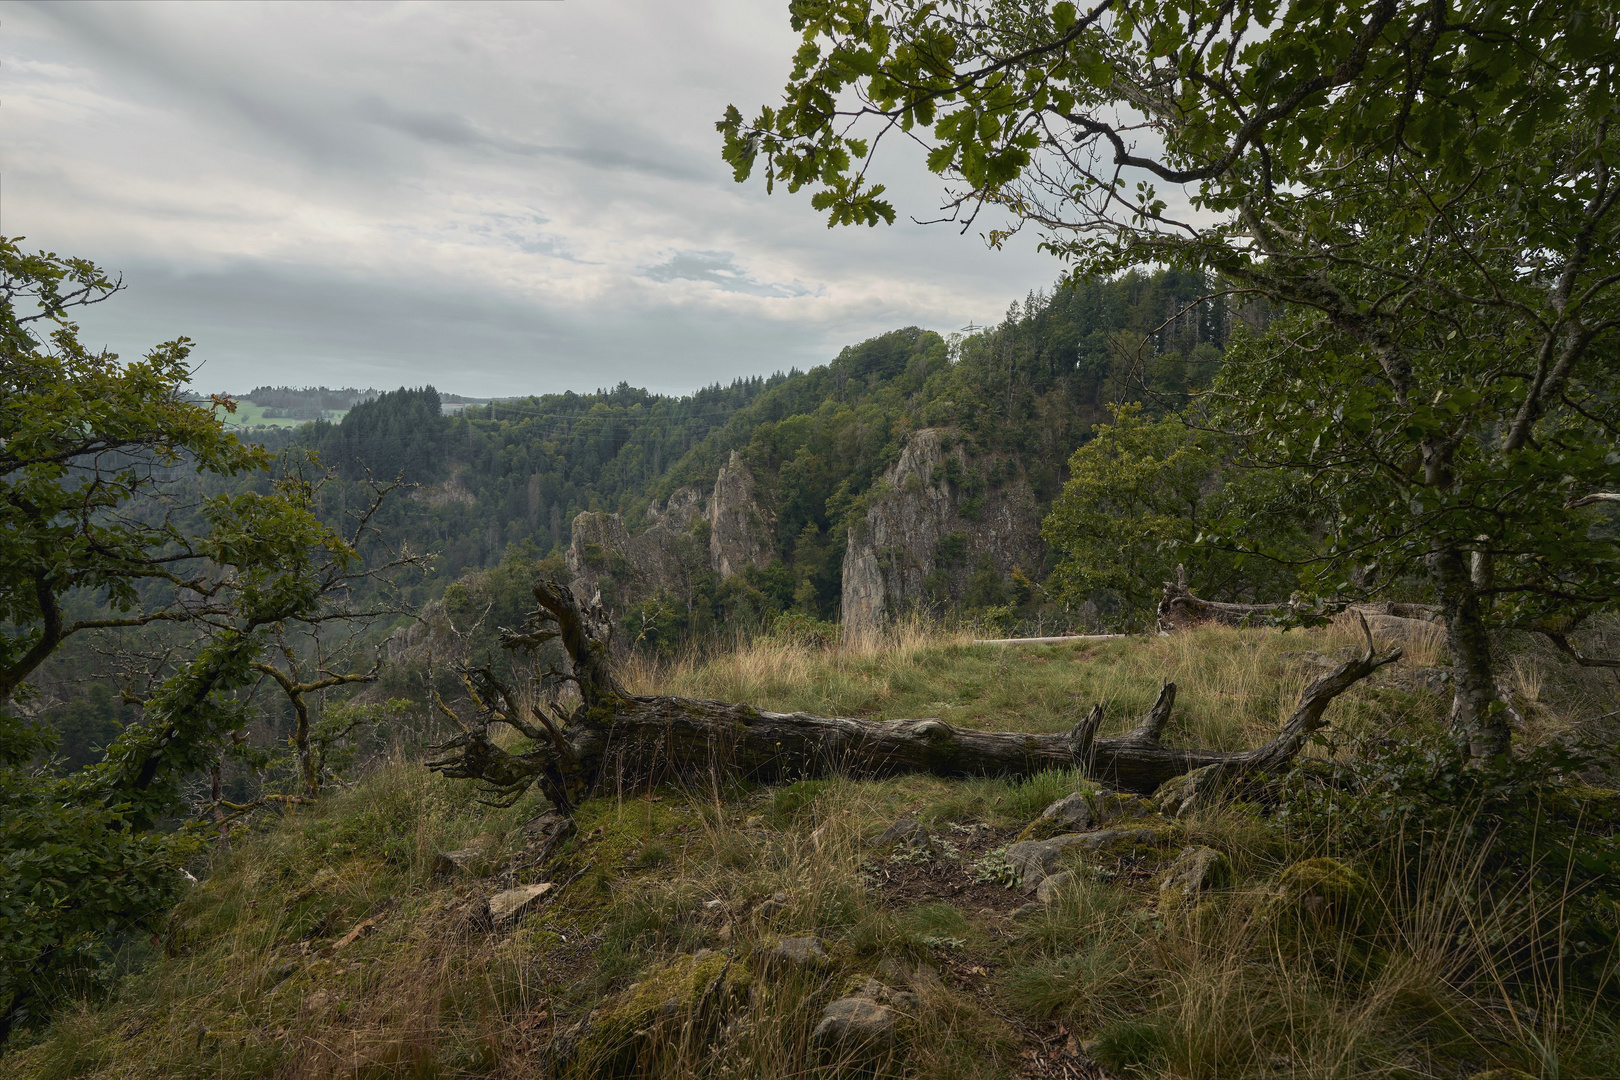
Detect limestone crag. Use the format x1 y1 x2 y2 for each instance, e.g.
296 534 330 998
708 452 774 578
566 452 775 613
841 428 1044 634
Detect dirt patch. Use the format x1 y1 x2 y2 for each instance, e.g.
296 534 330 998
863 824 1028 915
1013 1019 1112 1079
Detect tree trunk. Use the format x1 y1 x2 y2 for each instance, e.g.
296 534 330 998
426 582 1401 811
1430 547 1510 761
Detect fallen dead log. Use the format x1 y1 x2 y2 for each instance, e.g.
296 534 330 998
426 581 1401 810
1157 566 1439 634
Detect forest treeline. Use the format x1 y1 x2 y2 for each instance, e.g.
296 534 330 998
253 269 1228 613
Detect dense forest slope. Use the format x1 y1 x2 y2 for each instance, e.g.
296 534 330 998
265 270 1229 639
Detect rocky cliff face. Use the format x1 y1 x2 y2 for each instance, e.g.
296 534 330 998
708 451 773 578
566 451 775 611
841 428 1045 634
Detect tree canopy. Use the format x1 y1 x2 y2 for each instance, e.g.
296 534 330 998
724 0 1620 760
0 239 384 1039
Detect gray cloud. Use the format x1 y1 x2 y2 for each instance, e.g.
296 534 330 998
70 260 848 397
642 250 809 298
4 0 1061 398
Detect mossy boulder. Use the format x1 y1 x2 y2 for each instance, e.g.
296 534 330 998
1153 764 1229 818
1006 824 1179 890
1545 782 1620 823
568 951 749 1077
1267 857 1379 961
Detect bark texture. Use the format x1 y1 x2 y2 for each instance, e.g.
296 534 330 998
427 581 1401 810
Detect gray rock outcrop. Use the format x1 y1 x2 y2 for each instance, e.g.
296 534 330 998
761 935 829 967
566 452 775 613
1158 845 1232 902
708 451 774 578
486 883 553 926
841 428 1045 634
811 978 913 1057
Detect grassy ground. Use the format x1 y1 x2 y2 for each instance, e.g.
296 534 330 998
6 623 1616 1079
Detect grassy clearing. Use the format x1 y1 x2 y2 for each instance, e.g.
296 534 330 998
626 616 1452 752
6 623 1615 1079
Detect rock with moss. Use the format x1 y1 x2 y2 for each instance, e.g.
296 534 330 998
1021 788 1157 841
760 935 829 967
1035 870 1076 904
564 951 749 1076
1157 846 1232 904
1267 857 1379 963
873 818 935 851
1153 764 1229 819
812 977 914 1059
1005 827 1168 891
1545 782 1620 823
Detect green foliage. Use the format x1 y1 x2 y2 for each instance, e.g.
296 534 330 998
303 385 446 483
1043 404 1215 628
0 239 354 1041
1043 403 1307 629
1279 739 1620 991
730 0 1620 755
1211 312 1620 628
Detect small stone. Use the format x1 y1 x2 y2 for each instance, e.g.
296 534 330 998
434 849 487 877
764 935 828 966
873 818 932 849
812 996 896 1055
888 990 920 1011
486 882 553 925
703 898 728 913
1039 792 1096 831
1035 870 1076 904
1158 846 1232 902
874 956 910 983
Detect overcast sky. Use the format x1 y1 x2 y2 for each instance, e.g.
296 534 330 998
1 1 1062 397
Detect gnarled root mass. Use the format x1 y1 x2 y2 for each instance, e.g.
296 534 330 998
428 581 1401 812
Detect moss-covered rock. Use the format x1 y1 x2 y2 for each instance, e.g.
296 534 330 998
1019 789 1156 840
567 951 749 1077
1266 857 1379 967
1545 782 1620 823
1153 764 1229 818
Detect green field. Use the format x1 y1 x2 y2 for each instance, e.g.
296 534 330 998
220 400 348 429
